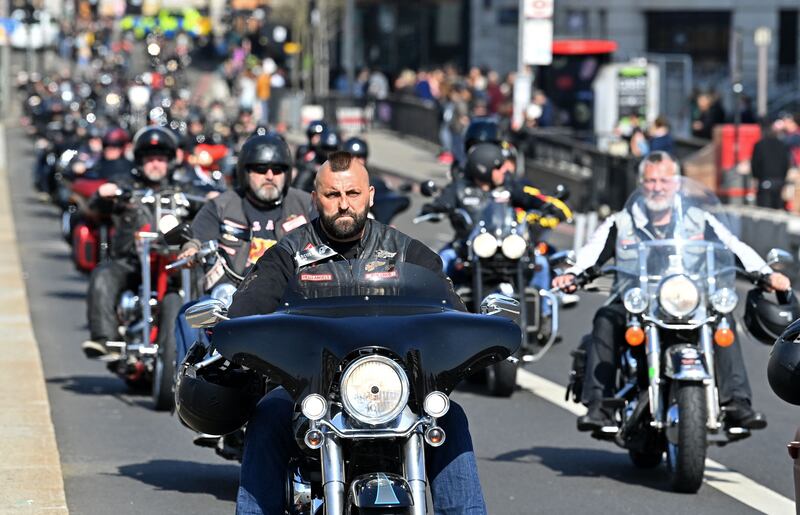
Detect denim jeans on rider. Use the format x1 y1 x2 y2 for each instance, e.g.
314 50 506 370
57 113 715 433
236 388 488 515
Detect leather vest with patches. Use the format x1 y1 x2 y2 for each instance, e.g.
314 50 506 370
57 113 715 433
211 187 314 276
277 218 412 286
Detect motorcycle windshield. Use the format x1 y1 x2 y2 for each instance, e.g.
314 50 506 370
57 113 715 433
469 196 521 240
613 177 736 312
212 260 521 401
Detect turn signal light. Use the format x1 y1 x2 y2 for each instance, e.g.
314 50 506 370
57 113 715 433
304 429 324 449
425 427 446 447
714 328 735 347
535 242 549 255
625 326 646 346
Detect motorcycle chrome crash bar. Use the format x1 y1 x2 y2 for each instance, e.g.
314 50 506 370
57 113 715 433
523 289 560 363
642 314 717 331
137 233 158 349
318 414 433 440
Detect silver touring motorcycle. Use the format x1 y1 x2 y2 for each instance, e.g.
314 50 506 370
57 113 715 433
567 178 782 493
184 260 521 514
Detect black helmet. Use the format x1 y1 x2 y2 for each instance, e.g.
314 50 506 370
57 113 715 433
344 137 368 159
132 126 178 164
317 129 341 153
464 118 500 153
744 288 800 345
768 318 800 405
306 120 328 140
235 132 293 193
465 142 504 184
175 342 263 436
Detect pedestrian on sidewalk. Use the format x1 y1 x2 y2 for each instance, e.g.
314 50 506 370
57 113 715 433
256 67 271 125
752 119 792 209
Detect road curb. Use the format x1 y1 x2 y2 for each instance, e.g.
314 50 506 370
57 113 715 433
0 123 69 513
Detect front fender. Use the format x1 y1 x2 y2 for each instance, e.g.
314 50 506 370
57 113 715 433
663 344 711 382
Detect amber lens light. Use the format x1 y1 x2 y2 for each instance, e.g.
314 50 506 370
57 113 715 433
535 242 549 255
625 326 646 346
714 328 735 347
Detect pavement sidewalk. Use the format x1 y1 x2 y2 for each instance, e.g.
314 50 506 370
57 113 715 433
0 124 68 513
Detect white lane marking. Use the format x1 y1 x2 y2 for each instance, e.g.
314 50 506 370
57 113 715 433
516 368 795 514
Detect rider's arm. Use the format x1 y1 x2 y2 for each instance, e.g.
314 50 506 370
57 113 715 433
406 239 468 312
564 215 618 277
183 200 222 252
704 212 773 274
228 247 294 318
425 182 458 213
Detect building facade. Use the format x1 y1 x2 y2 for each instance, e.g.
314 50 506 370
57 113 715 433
472 0 800 97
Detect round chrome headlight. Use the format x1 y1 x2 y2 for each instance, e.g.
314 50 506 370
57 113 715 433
301 394 327 421
623 287 648 314
710 288 738 314
340 355 409 425
501 234 527 260
210 283 238 308
423 391 450 418
658 275 699 318
473 232 498 258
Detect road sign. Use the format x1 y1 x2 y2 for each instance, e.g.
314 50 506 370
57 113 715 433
524 0 553 19
523 18 553 65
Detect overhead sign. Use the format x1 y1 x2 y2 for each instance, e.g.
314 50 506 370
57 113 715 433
523 18 553 65
524 0 553 19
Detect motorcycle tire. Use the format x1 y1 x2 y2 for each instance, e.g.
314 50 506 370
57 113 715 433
152 292 182 411
666 383 707 493
486 360 517 397
628 449 663 469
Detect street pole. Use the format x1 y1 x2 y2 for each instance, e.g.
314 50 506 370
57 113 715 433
512 0 532 131
754 26 772 120
731 29 742 172
343 0 354 95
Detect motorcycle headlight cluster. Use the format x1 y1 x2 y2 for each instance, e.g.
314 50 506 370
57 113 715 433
210 283 238 308
658 275 699 318
340 355 409 425
710 288 738 314
473 232 528 260
623 287 648 314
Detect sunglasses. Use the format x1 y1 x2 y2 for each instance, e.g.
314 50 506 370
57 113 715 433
249 164 289 175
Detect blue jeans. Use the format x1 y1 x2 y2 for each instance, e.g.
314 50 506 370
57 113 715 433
175 296 212 369
236 388 487 515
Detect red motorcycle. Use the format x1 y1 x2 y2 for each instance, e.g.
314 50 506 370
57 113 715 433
66 177 113 273
105 189 199 410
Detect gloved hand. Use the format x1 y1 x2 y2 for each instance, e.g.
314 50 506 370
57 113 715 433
420 203 440 216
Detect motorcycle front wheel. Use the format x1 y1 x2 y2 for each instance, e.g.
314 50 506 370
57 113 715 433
152 292 181 411
666 383 707 493
486 359 517 397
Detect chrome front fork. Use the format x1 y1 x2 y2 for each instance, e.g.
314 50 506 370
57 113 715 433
645 324 664 427
320 433 345 515
700 324 721 430
404 431 427 515
319 430 428 515
139 236 153 349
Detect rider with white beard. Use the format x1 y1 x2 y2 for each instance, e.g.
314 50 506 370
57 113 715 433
552 151 791 431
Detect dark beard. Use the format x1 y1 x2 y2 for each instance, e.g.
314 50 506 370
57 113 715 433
320 208 368 241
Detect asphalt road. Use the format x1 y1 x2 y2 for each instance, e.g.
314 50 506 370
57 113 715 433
8 126 796 514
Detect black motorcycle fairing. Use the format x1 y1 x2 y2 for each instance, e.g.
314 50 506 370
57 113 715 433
211 303 520 402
